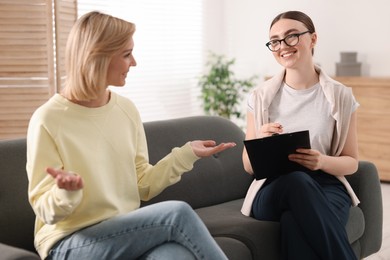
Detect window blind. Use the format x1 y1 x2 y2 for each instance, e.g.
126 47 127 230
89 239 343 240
78 0 204 122
54 0 78 91
0 0 76 140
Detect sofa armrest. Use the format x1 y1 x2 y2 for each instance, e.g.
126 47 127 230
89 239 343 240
346 161 383 258
0 243 40 260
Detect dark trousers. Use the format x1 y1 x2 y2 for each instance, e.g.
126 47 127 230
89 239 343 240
252 171 357 260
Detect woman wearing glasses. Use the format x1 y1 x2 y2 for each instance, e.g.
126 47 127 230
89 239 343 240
241 11 359 259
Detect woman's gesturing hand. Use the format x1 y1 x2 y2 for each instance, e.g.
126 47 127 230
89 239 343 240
46 167 84 191
190 140 236 157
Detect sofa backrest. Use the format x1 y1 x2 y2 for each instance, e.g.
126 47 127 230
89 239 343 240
141 116 253 209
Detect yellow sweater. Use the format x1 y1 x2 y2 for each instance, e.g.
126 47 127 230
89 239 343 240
26 92 199 259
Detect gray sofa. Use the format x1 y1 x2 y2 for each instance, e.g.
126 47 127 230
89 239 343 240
0 116 383 259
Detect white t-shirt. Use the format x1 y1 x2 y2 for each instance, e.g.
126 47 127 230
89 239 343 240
248 82 335 155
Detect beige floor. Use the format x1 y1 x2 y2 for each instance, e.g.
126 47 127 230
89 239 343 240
365 182 390 260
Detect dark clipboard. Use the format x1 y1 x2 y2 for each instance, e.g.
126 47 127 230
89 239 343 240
243 130 311 180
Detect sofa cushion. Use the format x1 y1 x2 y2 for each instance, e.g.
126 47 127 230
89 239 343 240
0 243 40 260
214 237 252 260
196 199 280 260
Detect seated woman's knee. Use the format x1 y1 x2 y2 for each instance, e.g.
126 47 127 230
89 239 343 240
280 171 316 190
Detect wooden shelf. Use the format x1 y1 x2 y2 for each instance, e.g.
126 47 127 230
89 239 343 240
334 77 390 181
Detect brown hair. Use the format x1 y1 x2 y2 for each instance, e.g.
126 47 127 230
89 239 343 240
270 10 315 33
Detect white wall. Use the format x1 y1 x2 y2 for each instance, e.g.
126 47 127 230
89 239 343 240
205 0 390 81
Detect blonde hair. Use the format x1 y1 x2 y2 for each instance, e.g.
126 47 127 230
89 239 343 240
63 11 135 101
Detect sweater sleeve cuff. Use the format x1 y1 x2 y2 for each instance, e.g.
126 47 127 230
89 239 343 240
172 142 200 170
54 187 83 209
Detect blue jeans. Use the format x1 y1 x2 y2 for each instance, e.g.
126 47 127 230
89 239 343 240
47 201 227 260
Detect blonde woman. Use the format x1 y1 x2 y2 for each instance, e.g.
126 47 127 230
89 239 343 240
27 11 232 260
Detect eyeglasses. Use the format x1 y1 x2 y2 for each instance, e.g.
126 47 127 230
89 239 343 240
265 31 311 52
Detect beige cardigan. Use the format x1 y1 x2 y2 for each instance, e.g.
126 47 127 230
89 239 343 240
241 66 360 216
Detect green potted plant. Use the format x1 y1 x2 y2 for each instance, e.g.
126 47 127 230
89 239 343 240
198 52 257 120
